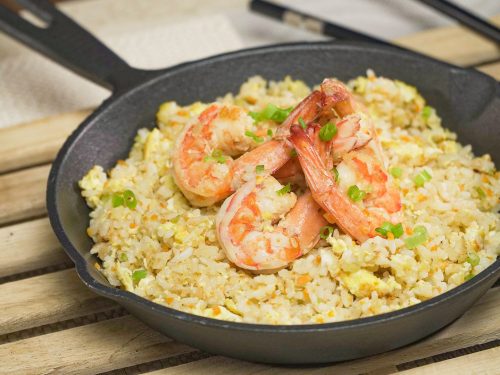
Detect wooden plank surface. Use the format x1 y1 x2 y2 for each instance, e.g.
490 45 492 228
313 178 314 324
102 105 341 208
395 15 500 66
148 289 500 374
397 346 500 375
1 288 498 375
0 164 49 225
0 315 195 375
0 268 116 335
0 218 68 278
478 61 500 80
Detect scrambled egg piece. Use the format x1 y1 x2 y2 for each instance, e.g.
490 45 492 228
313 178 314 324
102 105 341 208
340 269 396 298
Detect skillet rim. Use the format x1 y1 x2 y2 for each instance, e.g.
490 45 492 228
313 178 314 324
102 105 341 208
47 40 500 333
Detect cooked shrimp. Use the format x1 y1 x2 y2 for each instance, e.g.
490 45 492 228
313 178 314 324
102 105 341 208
216 176 327 271
289 83 402 243
174 79 352 207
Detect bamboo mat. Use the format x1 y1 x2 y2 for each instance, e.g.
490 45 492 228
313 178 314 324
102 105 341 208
0 15 500 375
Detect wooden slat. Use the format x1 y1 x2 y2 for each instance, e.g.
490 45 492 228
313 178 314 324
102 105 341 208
0 164 48 225
0 109 90 174
149 288 500 375
397 346 500 375
0 315 195 375
478 61 500 80
0 268 116 335
395 15 500 66
0 218 68 278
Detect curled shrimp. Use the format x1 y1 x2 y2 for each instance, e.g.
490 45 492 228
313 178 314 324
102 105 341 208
174 80 349 207
216 176 327 271
289 83 402 243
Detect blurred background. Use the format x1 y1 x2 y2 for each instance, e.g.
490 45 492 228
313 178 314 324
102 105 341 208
1 0 499 128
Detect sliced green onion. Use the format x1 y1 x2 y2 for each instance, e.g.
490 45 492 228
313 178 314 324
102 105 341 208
390 167 403 178
332 167 339 183
298 117 307 130
249 104 293 124
204 149 226 164
132 269 148 283
347 185 366 202
466 252 480 267
123 189 137 209
320 225 334 240
404 225 428 249
119 253 128 262
112 193 124 208
267 129 273 137
290 148 298 157
319 122 338 142
391 223 404 238
422 106 433 120
475 186 486 199
375 222 393 237
464 273 474 281
414 169 432 187
276 183 292 196
245 130 264 143
255 165 265 173
171 215 180 223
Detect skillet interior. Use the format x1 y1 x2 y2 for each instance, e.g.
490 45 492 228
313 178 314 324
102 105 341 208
48 42 500 364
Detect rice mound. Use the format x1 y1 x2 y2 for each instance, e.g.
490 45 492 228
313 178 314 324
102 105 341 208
79 72 500 324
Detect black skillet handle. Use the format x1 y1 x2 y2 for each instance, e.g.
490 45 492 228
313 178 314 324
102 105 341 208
0 0 150 92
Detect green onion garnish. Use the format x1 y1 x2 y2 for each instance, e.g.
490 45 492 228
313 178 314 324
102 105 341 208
320 226 334 240
404 225 428 249
464 273 474 281
249 104 293 124
347 185 366 202
171 215 180 223
466 252 480 267
475 187 486 199
318 122 338 142
290 148 298 157
267 129 273 137
204 149 226 164
276 183 292 196
332 167 339 182
245 130 264 143
119 253 128 262
390 167 403 178
422 106 433 120
123 189 137 209
298 117 307 130
375 222 404 238
132 269 148 283
414 170 432 187
112 193 124 208
255 165 265 173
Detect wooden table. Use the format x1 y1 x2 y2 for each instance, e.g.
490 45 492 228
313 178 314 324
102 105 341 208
1 15 500 375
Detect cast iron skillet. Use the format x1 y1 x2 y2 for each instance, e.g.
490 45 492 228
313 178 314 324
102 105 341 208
1 0 499 364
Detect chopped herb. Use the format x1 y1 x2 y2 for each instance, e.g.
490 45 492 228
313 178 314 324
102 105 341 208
123 189 137 209
298 117 307 129
132 269 147 283
171 215 180 223
245 130 264 143
249 104 293 124
112 193 124 208
475 186 486 199
255 165 265 173
332 166 339 182
347 185 366 202
204 149 226 164
319 122 338 141
290 148 298 157
320 226 334 239
466 252 480 267
267 129 273 137
390 167 403 178
422 106 433 119
276 183 292 196
119 253 128 262
404 225 428 249
414 169 432 187
376 222 404 239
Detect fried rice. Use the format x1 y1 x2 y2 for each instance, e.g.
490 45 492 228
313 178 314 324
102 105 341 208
79 72 500 324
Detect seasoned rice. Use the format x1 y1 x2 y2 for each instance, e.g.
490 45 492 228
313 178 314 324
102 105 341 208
79 72 500 324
